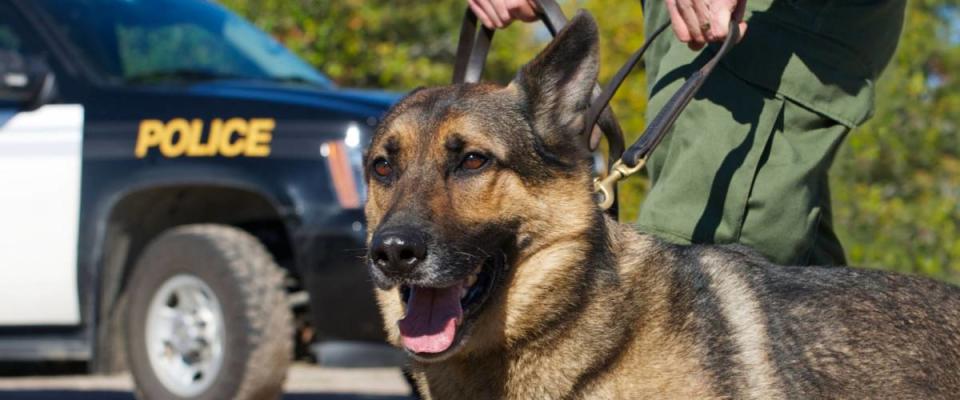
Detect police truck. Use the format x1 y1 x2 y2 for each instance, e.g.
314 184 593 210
0 0 396 398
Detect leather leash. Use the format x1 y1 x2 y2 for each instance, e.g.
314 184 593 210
592 20 740 210
452 0 741 214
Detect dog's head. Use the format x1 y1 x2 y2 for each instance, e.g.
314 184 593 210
364 12 603 362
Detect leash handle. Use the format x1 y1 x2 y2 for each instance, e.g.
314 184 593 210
452 8 493 84
593 20 741 210
453 0 566 84
453 0 626 218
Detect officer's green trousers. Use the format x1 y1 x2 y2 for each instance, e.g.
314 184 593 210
637 0 906 266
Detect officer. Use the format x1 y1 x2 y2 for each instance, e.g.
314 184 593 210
468 0 906 266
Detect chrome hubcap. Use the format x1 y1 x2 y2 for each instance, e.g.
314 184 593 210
146 274 225 397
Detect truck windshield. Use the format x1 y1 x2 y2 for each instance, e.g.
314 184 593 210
33 0 332 87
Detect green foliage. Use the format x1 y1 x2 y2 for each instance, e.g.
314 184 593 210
222 0 960 283
832 2 960 283
218 0 539 88
117 25 244 76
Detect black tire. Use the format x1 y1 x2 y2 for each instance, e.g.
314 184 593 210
126 224 293 400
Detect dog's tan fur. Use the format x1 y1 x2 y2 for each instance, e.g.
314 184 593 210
364 12 960 399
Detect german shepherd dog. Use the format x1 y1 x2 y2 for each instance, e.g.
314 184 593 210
363 12 960 399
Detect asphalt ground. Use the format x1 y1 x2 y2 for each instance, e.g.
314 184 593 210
0 363 413 400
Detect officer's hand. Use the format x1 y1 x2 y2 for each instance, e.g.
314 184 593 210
666 0 748 50
468 0 540 29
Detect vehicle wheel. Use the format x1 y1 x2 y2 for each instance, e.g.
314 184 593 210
126 224 292 400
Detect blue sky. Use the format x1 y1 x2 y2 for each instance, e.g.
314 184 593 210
940 5 960 44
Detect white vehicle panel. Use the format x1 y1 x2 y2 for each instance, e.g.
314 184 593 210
0 104 83 325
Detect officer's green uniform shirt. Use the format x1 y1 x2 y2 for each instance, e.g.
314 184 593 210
637 0 906 265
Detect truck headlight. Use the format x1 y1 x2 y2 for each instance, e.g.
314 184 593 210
321 123 366 209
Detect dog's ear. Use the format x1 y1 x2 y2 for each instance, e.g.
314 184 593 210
512 11 599 153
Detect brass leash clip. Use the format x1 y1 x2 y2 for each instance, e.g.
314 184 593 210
594 158 646 210
585 20 741 214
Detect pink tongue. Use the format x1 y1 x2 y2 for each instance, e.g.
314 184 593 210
398 286 463 354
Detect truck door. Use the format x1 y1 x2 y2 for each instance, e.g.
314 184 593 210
0 2 82 325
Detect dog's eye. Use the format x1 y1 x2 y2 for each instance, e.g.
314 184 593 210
460 153 488 171
373 158 393 177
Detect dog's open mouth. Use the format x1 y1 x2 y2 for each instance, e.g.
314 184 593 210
396 255 501 358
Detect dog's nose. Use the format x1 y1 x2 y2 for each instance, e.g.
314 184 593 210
371 229 427 276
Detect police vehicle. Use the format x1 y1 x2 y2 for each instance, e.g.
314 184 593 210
0 0 397 398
